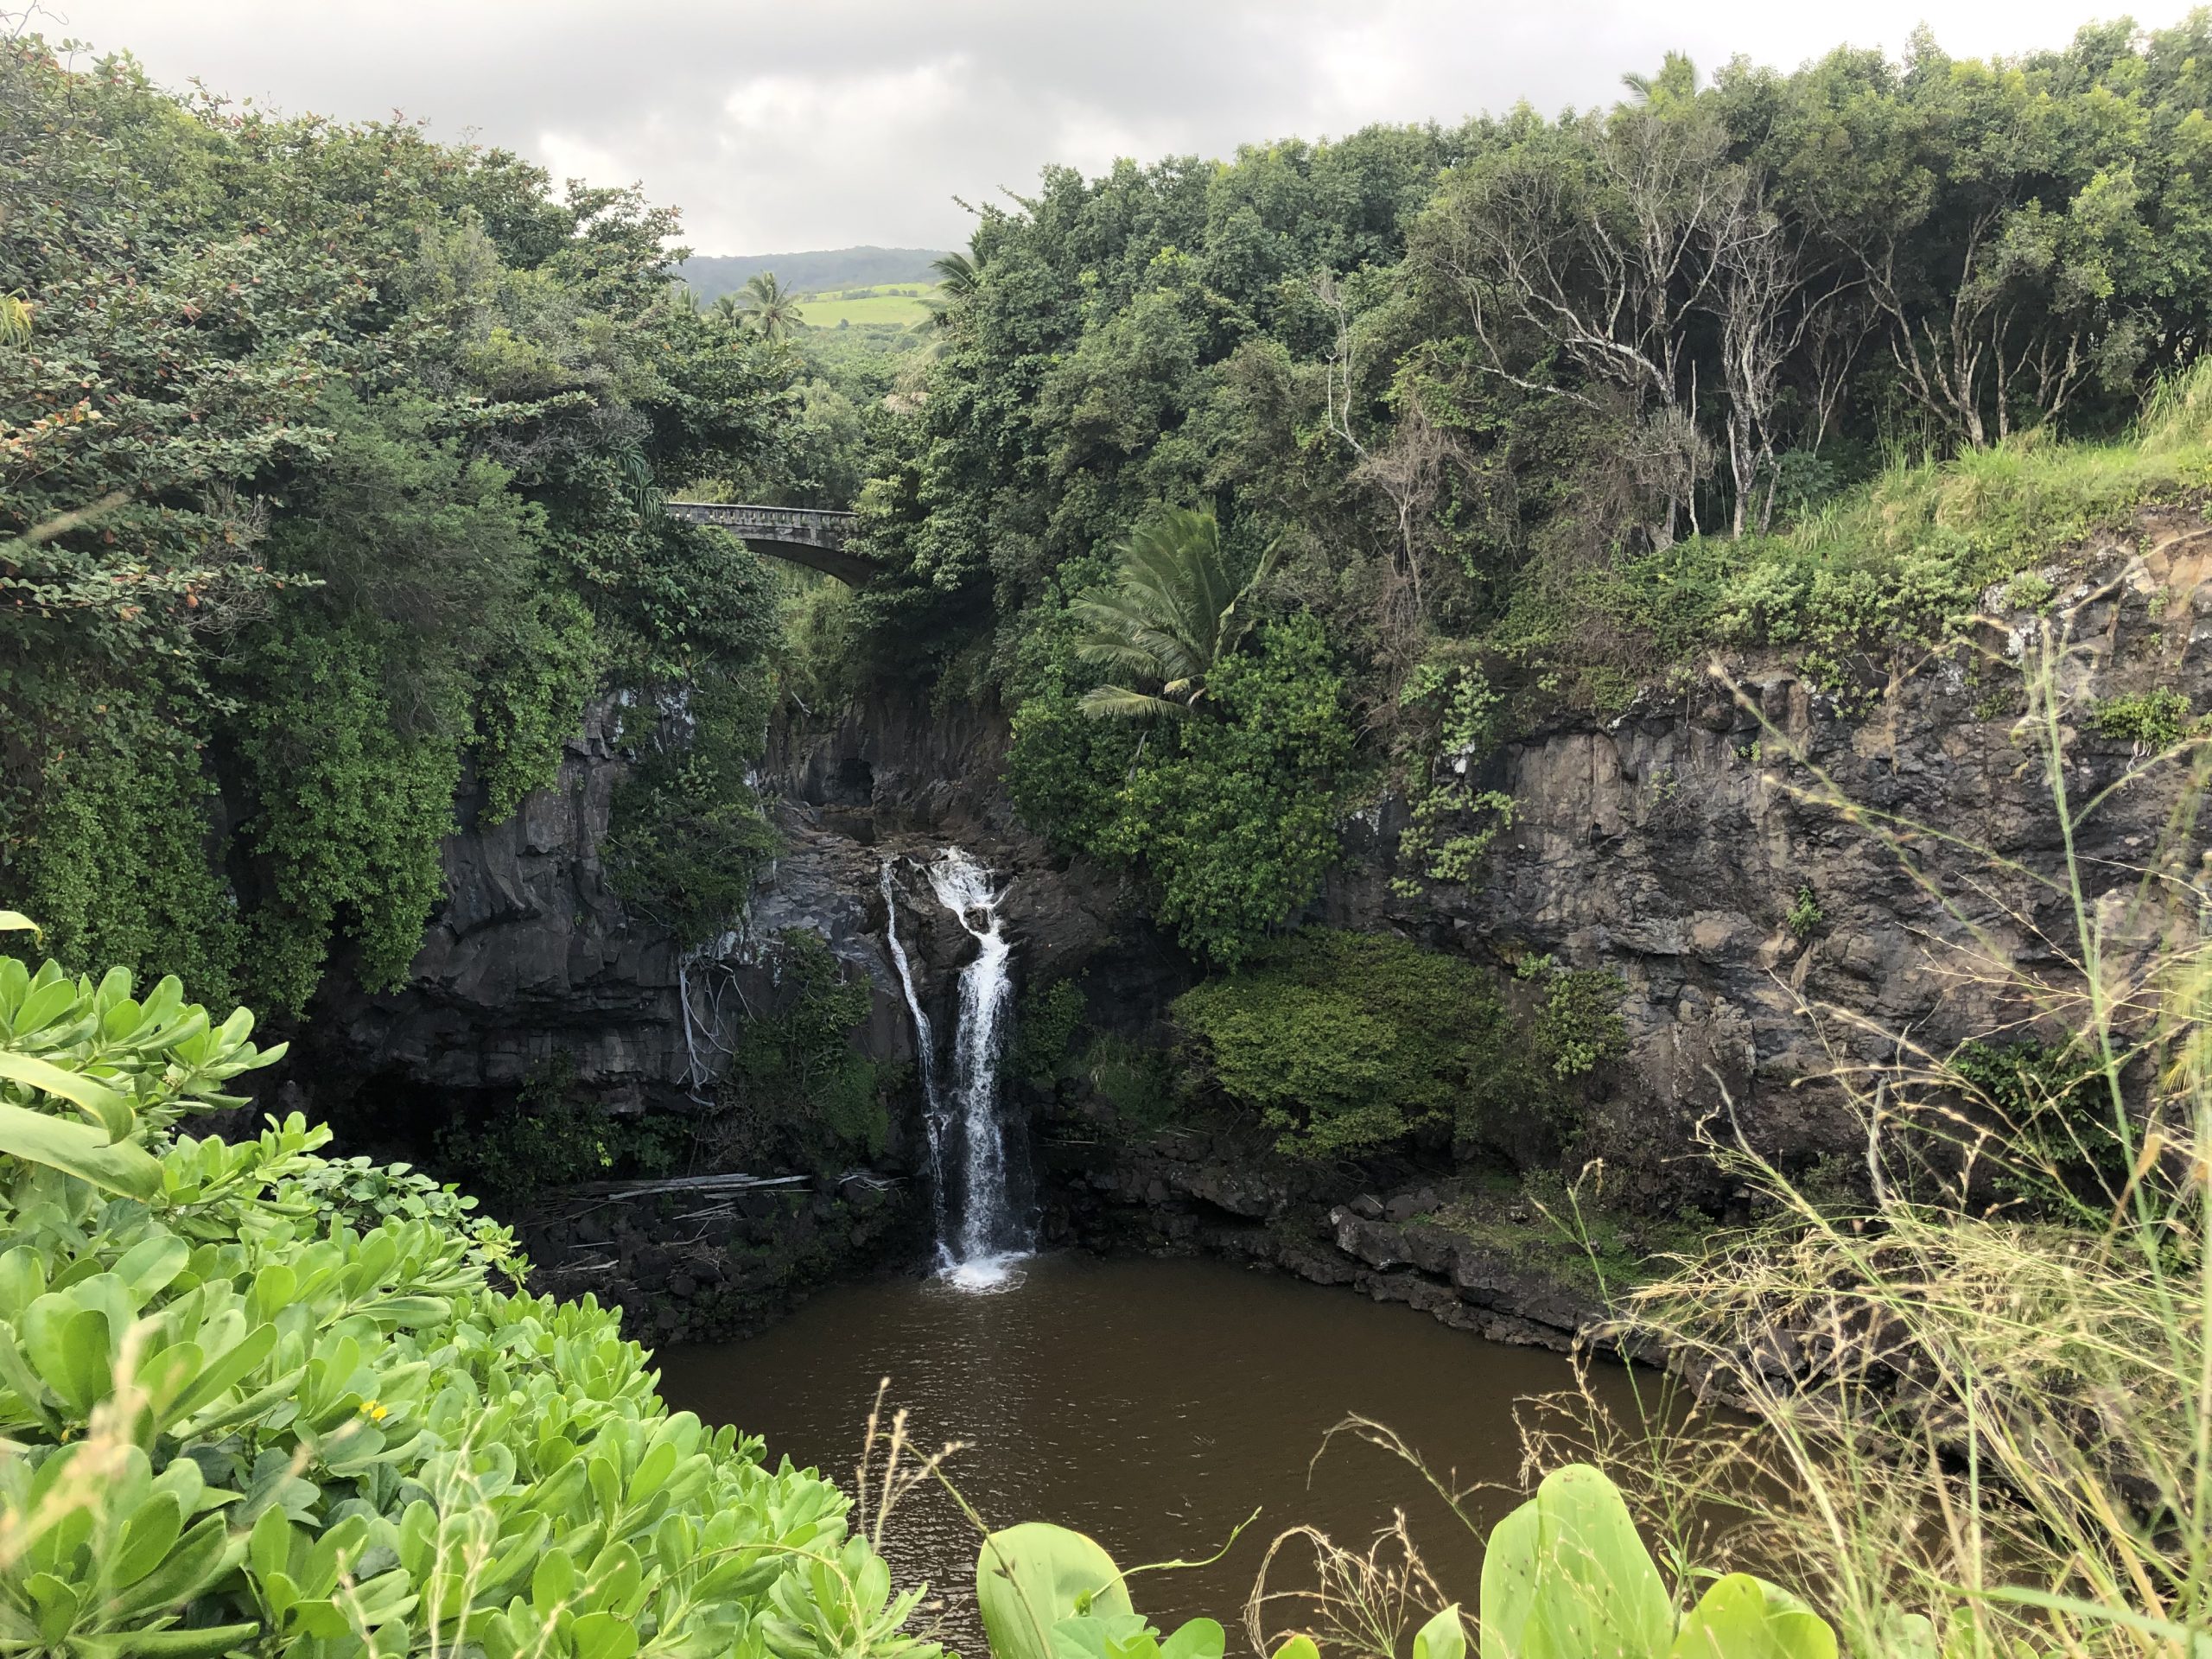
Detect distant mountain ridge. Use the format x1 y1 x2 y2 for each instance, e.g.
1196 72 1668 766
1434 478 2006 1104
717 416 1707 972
677 246 953 301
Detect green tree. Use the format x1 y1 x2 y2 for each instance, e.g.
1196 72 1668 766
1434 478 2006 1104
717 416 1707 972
924 248 981 331
1070 507 1278 718
0 35 791 1003
741 270 804 339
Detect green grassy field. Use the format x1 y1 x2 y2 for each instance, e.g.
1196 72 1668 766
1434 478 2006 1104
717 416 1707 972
795 283 935 327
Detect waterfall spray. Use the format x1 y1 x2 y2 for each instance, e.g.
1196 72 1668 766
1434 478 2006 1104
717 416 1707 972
880 849 1032 1290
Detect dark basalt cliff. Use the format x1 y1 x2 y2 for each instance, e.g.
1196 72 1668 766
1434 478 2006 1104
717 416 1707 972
296 512 2212 1342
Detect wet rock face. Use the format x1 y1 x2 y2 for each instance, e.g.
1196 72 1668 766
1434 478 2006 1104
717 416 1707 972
300 702 690 1122
313 525 2208 1179
1319 528 2212 1200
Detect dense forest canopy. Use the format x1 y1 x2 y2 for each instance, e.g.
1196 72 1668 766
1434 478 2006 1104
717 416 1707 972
804 13 2212 964
0 39 827 1010
14 16 2212 1007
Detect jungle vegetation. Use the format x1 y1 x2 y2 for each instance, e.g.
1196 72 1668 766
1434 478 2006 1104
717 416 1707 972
813 16 2212 967
0 36 808 1011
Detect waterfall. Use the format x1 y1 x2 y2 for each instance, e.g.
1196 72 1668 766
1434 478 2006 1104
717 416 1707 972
880 849 1032 1290
878 863 950 1254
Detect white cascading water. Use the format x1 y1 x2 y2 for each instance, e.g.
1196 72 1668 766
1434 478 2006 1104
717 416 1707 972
878 863 950 1251
880 849 1030 1291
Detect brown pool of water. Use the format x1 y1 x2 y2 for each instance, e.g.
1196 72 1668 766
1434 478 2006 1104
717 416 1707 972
656 1252 1646 1651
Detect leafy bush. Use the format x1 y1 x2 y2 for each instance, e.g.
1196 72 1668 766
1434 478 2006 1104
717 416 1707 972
1473 1466 1834 1659
1391 660 1517 896
1173 931 1505 1158
0 913 932 1659
1532 967 1630 1080
603 673 782 950
272 1152 526 1278
2092 687 2196 750
435 1053 690 1205
1784 887 1825 942
16 713 242 1005
974 1522 1227 1659
1173 934 1630 1160
1077 1037 1179 1135
981 1466 1835 1659
1010 616 1353 968
719 931 887 1170
1948 1037 2139 1224
1008 980 1086 1093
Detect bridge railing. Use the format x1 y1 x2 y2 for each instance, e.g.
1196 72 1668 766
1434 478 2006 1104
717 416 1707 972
664 501 857 548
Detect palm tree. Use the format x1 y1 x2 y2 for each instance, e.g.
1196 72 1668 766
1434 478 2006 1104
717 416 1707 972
923 250 980 330
1071 507 1279 720
739 271 802 340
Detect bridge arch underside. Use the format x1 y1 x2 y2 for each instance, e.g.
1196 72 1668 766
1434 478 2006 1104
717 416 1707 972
735 536 877 586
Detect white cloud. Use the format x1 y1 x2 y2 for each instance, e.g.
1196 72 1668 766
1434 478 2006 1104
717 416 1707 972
36 0 2207 254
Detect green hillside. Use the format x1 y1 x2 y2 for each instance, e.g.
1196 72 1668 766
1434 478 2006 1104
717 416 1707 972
679 245 950 302
796 283 936 328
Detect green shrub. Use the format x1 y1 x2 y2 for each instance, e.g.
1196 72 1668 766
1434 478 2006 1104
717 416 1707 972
16 709 242 1003
0 913 933 1659
473 588 602 823
982 1468 1835 1659
1534 967 1630 1079
1391 660 1517 896
1784 886 1825 942
1173 931 1506 1159
2092 687 2196 749
1009 616 1354 969
1009 980 1085 1092
1949 1037 2141 1224
1077 1036 1179 1135
1173 934 1633 1160
603 672 782 950
435 1053 690 1205
720 931 887 1170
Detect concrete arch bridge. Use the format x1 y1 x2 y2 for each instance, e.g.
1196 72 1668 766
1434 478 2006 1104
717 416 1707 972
663 501 870 585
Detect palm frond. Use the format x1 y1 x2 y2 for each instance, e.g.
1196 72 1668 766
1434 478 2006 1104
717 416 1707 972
1067 505 1274 722
1217 535 1285 652
931 250 980 302
1078 684 1188 721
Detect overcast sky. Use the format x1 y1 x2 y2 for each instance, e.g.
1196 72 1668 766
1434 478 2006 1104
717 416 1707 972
27 1 2202 256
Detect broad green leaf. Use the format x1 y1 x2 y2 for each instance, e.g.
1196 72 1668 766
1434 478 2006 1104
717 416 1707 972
0 1052 136 1142
163 1322 276 1422
531 1546 577 1610
109 1515 239 1618
112 1624 264 1657
26 1571 82 1645
112 1492 187 1588
574 1611 640 1659
1672 1573 1840 1659
978 1524 1135 1659
112 1236 190 1301
19 1302 113 1414
1160 1618 1225 1659
1525 1465 1670 1659
1415 1605 1467 1659
1480 1499 1542 1659
0 1102 160 1196
1270 1638 1321 1659
11 978 81 1039
0 912 40 938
